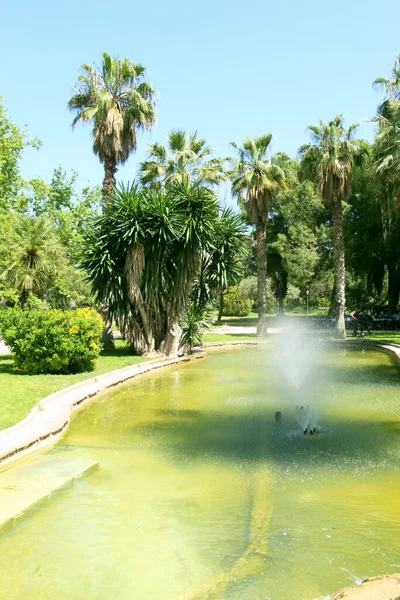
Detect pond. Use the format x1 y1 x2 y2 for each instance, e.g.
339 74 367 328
1 345 399 599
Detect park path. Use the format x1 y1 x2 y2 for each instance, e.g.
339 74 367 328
210 325 283 335
0 340 10 356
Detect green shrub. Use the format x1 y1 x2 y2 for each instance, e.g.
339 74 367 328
180 305 210 353
222 287 252 317
0 307 103 374
290 305 306 314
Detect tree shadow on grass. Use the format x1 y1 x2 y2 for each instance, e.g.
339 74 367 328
100 344 136 358
0 354 17 375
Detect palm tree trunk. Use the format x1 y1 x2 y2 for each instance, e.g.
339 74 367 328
327 275 336 317
255 221 267 336
387 260 400 314
100 305 115 350
331 200 346 338
217 289 224 322
100 156 118 348
160 317 182 357
102 157 117 204
277 290 284 315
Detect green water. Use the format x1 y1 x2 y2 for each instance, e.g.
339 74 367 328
1 346 400 600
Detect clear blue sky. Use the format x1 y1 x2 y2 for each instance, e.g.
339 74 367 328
2 0 399 193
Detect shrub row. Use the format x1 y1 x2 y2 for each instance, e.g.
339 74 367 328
0 307 103 374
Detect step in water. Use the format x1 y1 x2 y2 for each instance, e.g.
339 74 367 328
0 454 98 528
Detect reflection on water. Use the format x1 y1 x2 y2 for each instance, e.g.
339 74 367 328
0 345 399 600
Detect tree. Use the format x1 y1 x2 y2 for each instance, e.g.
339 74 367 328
346 152 385 305
373 55 400 103
139 130 226 187
268 180 324 313
230 135 287 335
372 100 400 312
191 207 248 321
1 215 66 305
299 115 361 337
0 98 40 210
20 168 101 308
82 179 221 357
68 52 157 203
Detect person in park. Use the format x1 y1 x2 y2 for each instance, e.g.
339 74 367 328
350 309 372 337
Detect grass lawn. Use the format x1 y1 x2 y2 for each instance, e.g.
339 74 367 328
358 332 400 346
0 340 151 431
202 333 266 343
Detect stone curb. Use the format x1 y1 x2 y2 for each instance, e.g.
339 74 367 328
0 353 205 470
342 339 400 366
0 340 268 470
328 573 400 599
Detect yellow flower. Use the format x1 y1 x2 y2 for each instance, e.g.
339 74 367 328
69 325 80 335
90 342 98 351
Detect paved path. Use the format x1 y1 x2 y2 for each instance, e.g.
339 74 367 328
0 340 10 355
211 325 283 335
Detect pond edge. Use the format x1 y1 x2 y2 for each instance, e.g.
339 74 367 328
0 352 209 471
0 341 268 471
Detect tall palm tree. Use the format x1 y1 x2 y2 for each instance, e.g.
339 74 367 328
299 116 360 338
373 100 400 312
68 52 157 203
230 135 286 336
139 130 226 187
1 215 66 305
373 55 400 102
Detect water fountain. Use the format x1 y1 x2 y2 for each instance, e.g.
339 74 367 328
273 322 324 434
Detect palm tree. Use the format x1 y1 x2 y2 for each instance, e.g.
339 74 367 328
373 100 400 195
1 215 66 305
191 207 248 320
372 100 400 312
299 115 361 338
373 55 400 102
139 130 226 187
68 52 157 203
230 135 287 336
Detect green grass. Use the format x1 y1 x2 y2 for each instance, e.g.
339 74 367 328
202 333 266 343
0 340 151 431
356 332 400 346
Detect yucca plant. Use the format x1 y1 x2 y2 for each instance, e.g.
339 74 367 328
180 305 211 354
81 179 219 356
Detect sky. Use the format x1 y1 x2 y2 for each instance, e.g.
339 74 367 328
1 0 400 195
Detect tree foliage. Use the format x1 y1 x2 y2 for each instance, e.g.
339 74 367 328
82 179 226 355
140 130 226 187
69 53 157 201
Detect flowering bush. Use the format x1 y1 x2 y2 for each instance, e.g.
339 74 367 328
0 307 103 374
